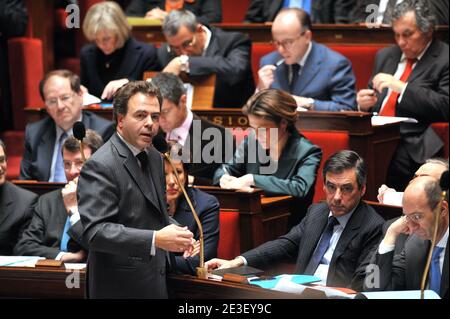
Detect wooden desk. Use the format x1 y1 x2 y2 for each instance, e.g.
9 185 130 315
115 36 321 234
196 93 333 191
131 23 449 45
365 200 402 221
0 267 324 299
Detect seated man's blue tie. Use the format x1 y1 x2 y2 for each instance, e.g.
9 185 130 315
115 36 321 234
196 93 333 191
304 216 339 275
429 246 444 295
52 131 68 182
283 0 311 13
60 217 71 252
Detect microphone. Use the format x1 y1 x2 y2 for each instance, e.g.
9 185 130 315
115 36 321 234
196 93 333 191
420 170 448 299
73 121 87 162
153 134 207 279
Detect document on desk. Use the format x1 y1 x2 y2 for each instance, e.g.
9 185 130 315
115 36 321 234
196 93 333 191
371 115 418 126
64 263 87 270
271 276 355 299
249 274 321 289
359 290 440 299
0 256 45 267
82 93 101 106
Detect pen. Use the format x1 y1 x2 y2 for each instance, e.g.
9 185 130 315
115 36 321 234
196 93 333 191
274 59 284 68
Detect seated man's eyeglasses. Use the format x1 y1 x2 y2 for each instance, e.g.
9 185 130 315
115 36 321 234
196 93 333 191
168 35 197 53
63 160 84 171
45 93 75 107
403 213 424 224
271 32 306 50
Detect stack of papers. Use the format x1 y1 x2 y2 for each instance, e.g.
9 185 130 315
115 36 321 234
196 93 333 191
371 116 418 126
359 290 440 299
0 256 45 267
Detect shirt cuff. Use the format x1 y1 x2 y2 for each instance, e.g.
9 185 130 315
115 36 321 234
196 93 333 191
238 256 248 266
55 252 66 261
150 231 156 256
69 210 80 226
378 241 395 254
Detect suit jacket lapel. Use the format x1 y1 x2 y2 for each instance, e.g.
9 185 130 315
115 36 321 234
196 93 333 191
148 148 167 215
441 237 449 298
0 183 14 226
112 134 161 212
205 29 220 57
275 63 290 92
269 0 284 21
407 39 439 84
295 43 321 94
38 123 56 181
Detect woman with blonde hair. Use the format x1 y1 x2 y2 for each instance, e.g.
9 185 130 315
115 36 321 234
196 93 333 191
81 1 159 100
213 89 322 226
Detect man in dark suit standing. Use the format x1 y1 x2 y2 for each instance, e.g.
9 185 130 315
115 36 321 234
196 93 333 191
14 131 103 262
357 0 449 191
0 139 37 255
257 8 356 111
77 81 195 298
151 72 233 185
157 9 255 108
19 70 115 182
367 176 448 299
206 150 384 291
244 0 355 24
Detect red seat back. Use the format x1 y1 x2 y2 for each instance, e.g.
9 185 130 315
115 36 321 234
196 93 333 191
432 122 449 158
251 43 274 86
302 131 350 202
8 38 45 130
328 44 387 90
221 0 251 22
217 211 241 260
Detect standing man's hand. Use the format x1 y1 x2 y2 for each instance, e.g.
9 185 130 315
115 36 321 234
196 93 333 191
155 224 194 252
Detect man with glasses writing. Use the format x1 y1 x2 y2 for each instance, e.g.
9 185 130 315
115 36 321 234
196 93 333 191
367 175 448 299
14 130 103 263
157 9 255 108
206 150 384 291
19 70 114 181
257 8 356 111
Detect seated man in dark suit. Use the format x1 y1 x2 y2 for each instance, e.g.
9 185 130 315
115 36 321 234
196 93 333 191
206 150 384 291
244 0 355 24
357 0 449 191
151 72 233 185
366 176 448 299
257 8 356 111
157 9 255 108
0 138 37 255
19 69 115 182
14 130 103 262
125 0 222 24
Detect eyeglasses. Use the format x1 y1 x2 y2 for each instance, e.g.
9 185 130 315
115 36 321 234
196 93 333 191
45 93 75 108
271 32 306 50
168 35 196 53
403 213 424 224
63 160 84 170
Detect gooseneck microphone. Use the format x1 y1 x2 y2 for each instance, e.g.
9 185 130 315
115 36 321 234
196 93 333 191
73 121 86 162
153 134 207 279
420 170 449 299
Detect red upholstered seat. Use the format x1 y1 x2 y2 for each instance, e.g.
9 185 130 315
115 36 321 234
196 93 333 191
221 0 251 22
1 130 25 180
302 131 350 203
251 43 274 86
8 38 45 130
432 122 449 158
217 211 241 260
56 57 81 76
328 44 387 90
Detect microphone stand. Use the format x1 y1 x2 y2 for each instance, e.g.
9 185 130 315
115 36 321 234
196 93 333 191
420 187 447 299
79 141 86 162
162 151 207 279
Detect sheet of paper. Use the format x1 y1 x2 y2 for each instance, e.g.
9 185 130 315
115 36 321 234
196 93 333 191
371 115 418 126
360 290 440 299
382 191 403 206
0 256 45 267
64 263 87 270
82 92 101 106
184 83 194 109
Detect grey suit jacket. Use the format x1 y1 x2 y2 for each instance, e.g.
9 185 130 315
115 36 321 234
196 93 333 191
0 182 37 255
78 133 170 299
369 39 449 163
242 201 384 291
19 111 115 181
158 26 255 108
372 234 449 299
13 188 85 259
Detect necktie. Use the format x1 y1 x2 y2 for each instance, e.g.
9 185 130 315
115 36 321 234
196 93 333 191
136 151 148 171
60 217 71 252
429 246 444 295
52 131 68 182
302 0 311 14
304 216 339 275
380 58 416 117
289 63 301 94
